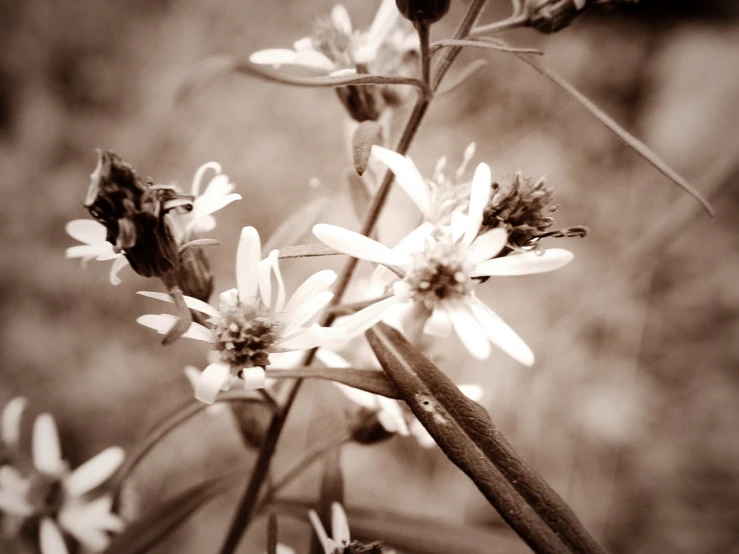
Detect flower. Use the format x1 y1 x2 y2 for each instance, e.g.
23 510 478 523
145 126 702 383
249 1 418 122
67 160 239 292
137 226 338 403
0 407 124 553
309 502 384 554
250 1 415 75
313 146 575 365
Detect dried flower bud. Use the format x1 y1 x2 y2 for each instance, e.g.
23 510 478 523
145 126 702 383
84 150 184 279
525 0 638 34
175 244 214 302
335 79 383 123
396 0 451 25
344 542 385 554
481 173 557 248
349 408 395 445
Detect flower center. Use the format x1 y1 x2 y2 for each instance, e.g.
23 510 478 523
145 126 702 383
405 240 473 306
213 303 278 369
26 473 64 515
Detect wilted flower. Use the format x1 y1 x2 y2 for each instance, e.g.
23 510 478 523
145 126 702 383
0 405 124 553
68 157 239 297
524 0 637 34
137 226 338 403
309 502 384 554
314 147 575 365
249 1 418 121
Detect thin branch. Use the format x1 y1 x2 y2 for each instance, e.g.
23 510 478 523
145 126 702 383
430 39 542 56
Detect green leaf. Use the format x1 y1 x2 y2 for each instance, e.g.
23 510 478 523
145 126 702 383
104 473 240 554
365 324 568 553
277 244 342 259
263 196 331 254
351 121 383 176
264 367 401 399
272 499 518 554
177 56 429 104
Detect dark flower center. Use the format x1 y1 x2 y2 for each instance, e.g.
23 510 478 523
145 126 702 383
213 304 278 369
406 240 472 305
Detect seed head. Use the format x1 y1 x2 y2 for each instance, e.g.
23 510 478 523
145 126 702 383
212 303 278 369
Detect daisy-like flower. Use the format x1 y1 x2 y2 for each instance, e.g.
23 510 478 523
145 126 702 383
66 161 239 286
250 0 415 75
137 226 337 403
313 146 574 365
309 502 384 554
0 409 124 553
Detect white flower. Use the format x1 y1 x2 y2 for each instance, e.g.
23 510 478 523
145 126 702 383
249 0 416 74
1 397 27 453
183 161 241 236
0 410 125 553
313 146 574 365
309 502 352 554
137 226 337 403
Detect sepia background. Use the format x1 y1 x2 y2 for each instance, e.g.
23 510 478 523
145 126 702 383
1 0 738 552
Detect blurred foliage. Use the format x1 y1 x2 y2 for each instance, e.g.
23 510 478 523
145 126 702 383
0 0 738 552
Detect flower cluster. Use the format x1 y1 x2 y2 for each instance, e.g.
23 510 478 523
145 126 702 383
0 399 124 554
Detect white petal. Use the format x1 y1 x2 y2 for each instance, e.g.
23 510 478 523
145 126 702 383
450 210 467 243
472 248 573 277
370 146 430 217
333 382 379 410
1 397 27 448
468 227 508 264
277 545 296 554
108 255 129 285
40 518 68 554
0 490 34 517
136 314 214 343
423 307 452 337
190 161 222 196
196 363 231 404
220 288 239 308
447 303 491 360
315 348 350 369
313 224 410 268
293 37 313 52
65 243 111 260
190 214 217 234
241 368 266 390
249 48 299 66
283 291 333 336
371 223 435 289
308 510 331 554
467 296 534 366
293 50 335 72
65 447 124 497
377 396 409 436
283 270 337 320
58 505 110 552
269 251 286 313
456 142 477 179
278 325 326 351
65 220 106 245
331 502 351 546
358 0 400 63
463 163 491 245
409 418 436 448
257 257 273 309
0 465 28 493
200 174 233 198
33 414 64 476
331 5 352 34
237 227 261 301
459 384 484 402
324 295 404 344
191 193 241 221
136 291 221 318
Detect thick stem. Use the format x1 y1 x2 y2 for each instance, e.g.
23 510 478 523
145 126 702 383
216 3 490 553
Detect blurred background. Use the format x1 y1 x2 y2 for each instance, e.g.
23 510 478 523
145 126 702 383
1 0 738 552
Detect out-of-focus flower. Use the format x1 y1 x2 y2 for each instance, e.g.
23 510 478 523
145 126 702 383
249 1 418 121
525 0 638 34
67 159 239 292
138 227 337 403
0 406 124 554
1 397 27 458
309 502 384 554
313 146 574 365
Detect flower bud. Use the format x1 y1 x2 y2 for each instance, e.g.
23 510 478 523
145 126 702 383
396 0 450 25
349 409 395 445
525 0 637 34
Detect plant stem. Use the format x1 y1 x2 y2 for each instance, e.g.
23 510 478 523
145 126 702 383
216 3 490 553
469 15 528 36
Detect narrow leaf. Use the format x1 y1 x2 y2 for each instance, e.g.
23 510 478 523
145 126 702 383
264 367 401 399
491 41 714 217
368 322 607 554
263 196 331 254
104 473 240 554
431 39 543 56
272 499 519 554
277 244 343 259
365 326 568 553
177 56 428 103
351 121 383 176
